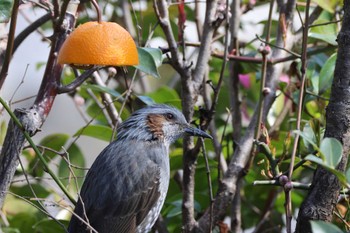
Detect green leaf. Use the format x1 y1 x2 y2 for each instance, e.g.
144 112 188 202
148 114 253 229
74 125 113 142
58 143 85 192
0 0 13 23
8 212 37 233
305 154 347 186
294 129 317 150
310 220 343 233
309 18 337 45
136 95 155 105
319 137 342 168
33 219 68 233
346 167 350 182
319 53 337 94
311 0 340 13
29 134 69 177
309 32 337 46
10 184 51 199
81 84 122 98
146 86 181 107
1 227 21 233
135 47 163 78
304 154 324 165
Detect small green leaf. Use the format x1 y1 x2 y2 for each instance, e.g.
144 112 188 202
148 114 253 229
1 227 21 233
135 47 163 78
8 212 37 233
304 154 324 165
10 184 51 199
299 123 318 152
136 95 155 105
0 0 13 23
146 86 181 107
346 167 350 182
29 134 69 177
294 129 318 150
310 220 343 233
309 18 337 45
320 137 342 168
311 0 340 13
74 125 113 142
319 53 337 94
33 219 68 233
58 143 85 192
305 155 347 186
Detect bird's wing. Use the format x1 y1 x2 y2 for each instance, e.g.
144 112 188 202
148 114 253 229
68 140 165 233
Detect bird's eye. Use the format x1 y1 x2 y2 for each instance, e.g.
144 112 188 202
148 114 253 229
165 113 174 120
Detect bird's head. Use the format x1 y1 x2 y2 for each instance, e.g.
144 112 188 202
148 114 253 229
117 104 212 144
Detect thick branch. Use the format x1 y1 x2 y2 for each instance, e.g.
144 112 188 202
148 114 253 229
196 0 297 231
0 0 79 207
0 109 41 207
182 1 220 231
296 0 350 231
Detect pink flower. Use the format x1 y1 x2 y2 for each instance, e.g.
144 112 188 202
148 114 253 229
239 74 251 89
280 74 290 84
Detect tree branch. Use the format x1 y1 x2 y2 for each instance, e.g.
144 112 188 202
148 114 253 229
0 0 20 90
196 0 297 231
0 0 80 207
296 0 350 232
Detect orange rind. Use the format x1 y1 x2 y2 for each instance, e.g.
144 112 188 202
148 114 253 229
58 21 139 67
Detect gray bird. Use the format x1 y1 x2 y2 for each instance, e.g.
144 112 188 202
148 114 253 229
68 104 212 233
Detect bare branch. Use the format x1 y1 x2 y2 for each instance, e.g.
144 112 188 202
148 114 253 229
0 0 20 90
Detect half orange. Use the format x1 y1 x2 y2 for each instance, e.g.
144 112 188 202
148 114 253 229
58 21 139 67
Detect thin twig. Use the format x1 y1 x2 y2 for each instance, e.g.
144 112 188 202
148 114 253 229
256 35 301 58
91 72 122 126
254 180 311 190
57 67 100 94
91 0 102 23
15 151 65 229
255 0 275 142
200 137 214 232
209 0 230 115
285 0 311 232
0 0 20 90
13 12 52 54
6 191 68 231
9 64 29 105
0 97 76 205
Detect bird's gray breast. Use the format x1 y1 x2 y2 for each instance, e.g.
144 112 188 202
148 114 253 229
136 144 170 233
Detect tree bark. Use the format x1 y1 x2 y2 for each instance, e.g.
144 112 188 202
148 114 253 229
0 0 79 207
296 1 350 232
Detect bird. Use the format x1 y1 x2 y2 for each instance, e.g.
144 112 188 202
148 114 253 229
68 104 212 233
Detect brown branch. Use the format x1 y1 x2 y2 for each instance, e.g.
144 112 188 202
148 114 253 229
0 0 20 90
57 66 99 94
13 12 52 55
285 0 310 232
153 0 185 75
0 0 80 207
182 1 221 231
196 0 298 231
296 0 350 232
212 45 334 64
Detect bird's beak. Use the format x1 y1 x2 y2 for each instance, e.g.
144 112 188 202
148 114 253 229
184 125 213 139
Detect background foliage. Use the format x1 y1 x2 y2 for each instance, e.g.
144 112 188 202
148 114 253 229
0 0 348 232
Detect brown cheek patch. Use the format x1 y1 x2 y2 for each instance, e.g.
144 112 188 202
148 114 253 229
147 114 165 140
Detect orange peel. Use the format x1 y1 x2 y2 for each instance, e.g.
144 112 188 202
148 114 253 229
58 21 139 67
